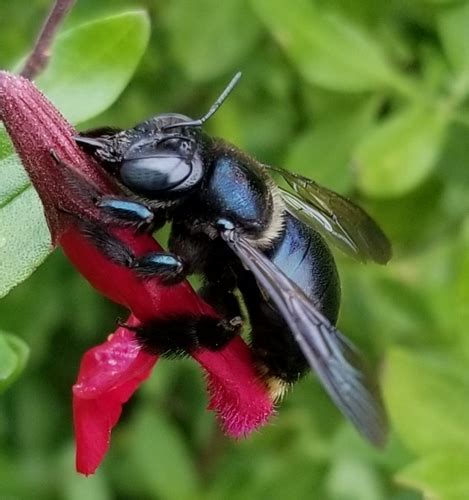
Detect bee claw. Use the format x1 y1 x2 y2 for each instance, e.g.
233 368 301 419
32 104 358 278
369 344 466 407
229 316 243 328
116 317 139 332
217 315 243 334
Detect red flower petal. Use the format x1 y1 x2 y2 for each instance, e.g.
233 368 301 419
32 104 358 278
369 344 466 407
73 318 157 475
60 227 215 321
194 337 274 437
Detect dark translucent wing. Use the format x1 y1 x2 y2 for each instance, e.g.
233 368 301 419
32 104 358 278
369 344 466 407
266 166 392 264
220 229 388 446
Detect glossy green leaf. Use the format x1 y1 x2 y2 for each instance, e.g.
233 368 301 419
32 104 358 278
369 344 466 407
384 348 469 454
397 451 469 500
0 332 29 392
250 0 399 92
286 98 378 192
0 154 51 298
165 0 260 82
356 105 448 197
36 10 151 124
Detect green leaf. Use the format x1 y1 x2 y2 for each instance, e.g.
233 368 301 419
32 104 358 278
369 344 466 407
326 457 385 500
420 44 452 96
397 450 469 500
208 47 296 164
356 105 448 197
125 408 200 500
438 2 469 76
0 332 29 392
451 219 469 358
0 154 52 298
384 348 469 454
36 10 151 124
423 0 465 4
250 0 399 92
165 0 261 82
0 335 17 388
208 450 325 500
286 98 378 192
0 126 14 160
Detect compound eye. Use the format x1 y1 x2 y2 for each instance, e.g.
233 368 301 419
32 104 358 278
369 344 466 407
119 133 205 196
120 156 193 194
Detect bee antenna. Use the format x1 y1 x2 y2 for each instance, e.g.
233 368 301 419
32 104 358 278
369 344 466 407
74 136 108 149
163 71 242 130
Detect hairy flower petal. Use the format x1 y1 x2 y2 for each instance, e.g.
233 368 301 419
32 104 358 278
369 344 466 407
194 336 274 437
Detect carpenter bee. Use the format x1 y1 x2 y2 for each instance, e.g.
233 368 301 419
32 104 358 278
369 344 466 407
73 72 392 446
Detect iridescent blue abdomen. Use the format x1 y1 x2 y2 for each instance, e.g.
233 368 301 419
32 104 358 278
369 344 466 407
238 210 341 383
267 212 341 324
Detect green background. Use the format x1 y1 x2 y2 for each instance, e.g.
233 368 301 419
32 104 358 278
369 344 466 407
1 0 469 498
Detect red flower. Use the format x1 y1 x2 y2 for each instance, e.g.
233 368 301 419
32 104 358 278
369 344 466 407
0 72 274 475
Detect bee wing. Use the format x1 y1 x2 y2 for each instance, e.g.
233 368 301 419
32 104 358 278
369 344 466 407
266 166 391 264
220 229 388 447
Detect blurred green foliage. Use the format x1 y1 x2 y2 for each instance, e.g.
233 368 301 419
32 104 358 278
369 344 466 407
1 0 469 498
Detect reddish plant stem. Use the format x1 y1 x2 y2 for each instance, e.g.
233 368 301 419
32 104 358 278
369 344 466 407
20 0 76 80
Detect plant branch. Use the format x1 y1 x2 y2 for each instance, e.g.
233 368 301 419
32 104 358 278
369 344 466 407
20 0 76 80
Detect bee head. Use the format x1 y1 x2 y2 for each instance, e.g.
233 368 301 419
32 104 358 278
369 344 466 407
75 72 242 199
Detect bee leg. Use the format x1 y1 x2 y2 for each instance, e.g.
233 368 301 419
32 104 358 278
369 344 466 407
128 260 244 354
250 314 307 379
129 314 241 356
132 252 186 284
96 197 157 232
49 150 162 233
198 280 243 332
95 197 168 234
235 271 307 399
78 219 187 284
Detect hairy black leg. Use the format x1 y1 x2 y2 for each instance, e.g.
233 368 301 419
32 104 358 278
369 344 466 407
249 311 308 384
78 219 188 284
97 197 154 230
198 272 241 318
168 222 210 277
124 314 240 357
50 148 102 203
117 236 244 355
50 150 164 233
133 252 186 283
236 269 308 385
170 221 243 320
96 197 168 234
199 281 244 342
